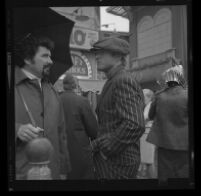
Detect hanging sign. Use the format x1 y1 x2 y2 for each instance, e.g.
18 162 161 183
70 27 99 50
68 51 92 79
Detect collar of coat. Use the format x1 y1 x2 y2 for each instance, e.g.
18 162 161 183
155 84 184 95
106 64 125 80
15 66 50 85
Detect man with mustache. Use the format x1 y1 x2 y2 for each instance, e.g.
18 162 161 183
14 34 71 180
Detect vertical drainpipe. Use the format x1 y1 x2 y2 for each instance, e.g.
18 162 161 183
171 6 188 82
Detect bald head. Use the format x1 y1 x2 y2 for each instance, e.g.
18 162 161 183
63 73 77 91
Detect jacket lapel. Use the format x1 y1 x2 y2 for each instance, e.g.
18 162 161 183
96 65 124 114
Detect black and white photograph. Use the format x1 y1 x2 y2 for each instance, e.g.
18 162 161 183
6 0 194 191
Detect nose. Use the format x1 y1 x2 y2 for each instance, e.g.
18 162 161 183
48 57 53 65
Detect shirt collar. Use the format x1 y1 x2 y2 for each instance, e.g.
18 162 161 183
15 67 41 87
21 68 41 81
22 68 42 88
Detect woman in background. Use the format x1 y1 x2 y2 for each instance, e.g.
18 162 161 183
138 89 157 179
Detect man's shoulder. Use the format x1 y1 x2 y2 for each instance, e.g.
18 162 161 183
46 82 61 99
60 91 76 99
72 95 91 109
114 72 143 95
155 88 168 96
61 91 88 102
157 86 187 103
167 86 188 99
115 70 138 84
15 67 28 84
77 95 90 104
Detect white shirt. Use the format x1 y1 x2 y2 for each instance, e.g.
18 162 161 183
144 101 153 129
21 68 42 89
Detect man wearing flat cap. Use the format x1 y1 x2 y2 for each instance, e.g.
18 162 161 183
90 37 145 179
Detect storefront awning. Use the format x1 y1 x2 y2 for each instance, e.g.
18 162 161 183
106 6 130 19
130 49 177 84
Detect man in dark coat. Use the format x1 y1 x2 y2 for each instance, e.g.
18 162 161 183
15 34 71 180
147 65 188 181
90 37 145 179
60 73 98 179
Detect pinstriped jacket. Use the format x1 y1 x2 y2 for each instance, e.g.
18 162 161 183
92 65 145 179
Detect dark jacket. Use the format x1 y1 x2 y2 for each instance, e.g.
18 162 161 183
60 90 98 179
15 67 71 180
147 85 188 150
92 65 145 179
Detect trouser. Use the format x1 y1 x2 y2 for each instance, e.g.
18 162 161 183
93 153 139 179
158 147 189 181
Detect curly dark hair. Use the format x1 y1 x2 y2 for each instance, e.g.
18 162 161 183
15 34 54 67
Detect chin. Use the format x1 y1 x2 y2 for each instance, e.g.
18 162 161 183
44 68 50 74
42 71 50 78
44 71 49 75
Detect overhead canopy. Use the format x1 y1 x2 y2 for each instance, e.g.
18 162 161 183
106 6 130 19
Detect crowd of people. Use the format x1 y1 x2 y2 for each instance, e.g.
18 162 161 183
14 34 189 180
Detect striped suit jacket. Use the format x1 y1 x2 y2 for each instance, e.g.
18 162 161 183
92 65 145 179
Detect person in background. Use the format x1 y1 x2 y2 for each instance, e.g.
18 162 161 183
60 73 98 179
15 33 71 180
72 76 82 96
90 37 145 179
147 65 188 181
137 89 157 179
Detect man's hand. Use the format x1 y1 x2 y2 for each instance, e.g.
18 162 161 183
91 133 115 159
17 124 44 142
91 137 108 160
97 134 113 157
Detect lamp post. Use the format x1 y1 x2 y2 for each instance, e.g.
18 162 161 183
25 138 54 180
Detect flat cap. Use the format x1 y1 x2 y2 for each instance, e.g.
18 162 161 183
90 37 129 55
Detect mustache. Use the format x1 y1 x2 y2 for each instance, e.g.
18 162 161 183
43 63 53 69
42 64 53 77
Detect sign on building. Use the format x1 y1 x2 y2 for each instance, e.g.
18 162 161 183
68 51 92 79
70 27 99 50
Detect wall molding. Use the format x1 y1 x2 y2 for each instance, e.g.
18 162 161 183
130 48 176 70
130 48 178 83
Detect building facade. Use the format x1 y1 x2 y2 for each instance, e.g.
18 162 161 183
107 5 189 179
107 6 188 91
